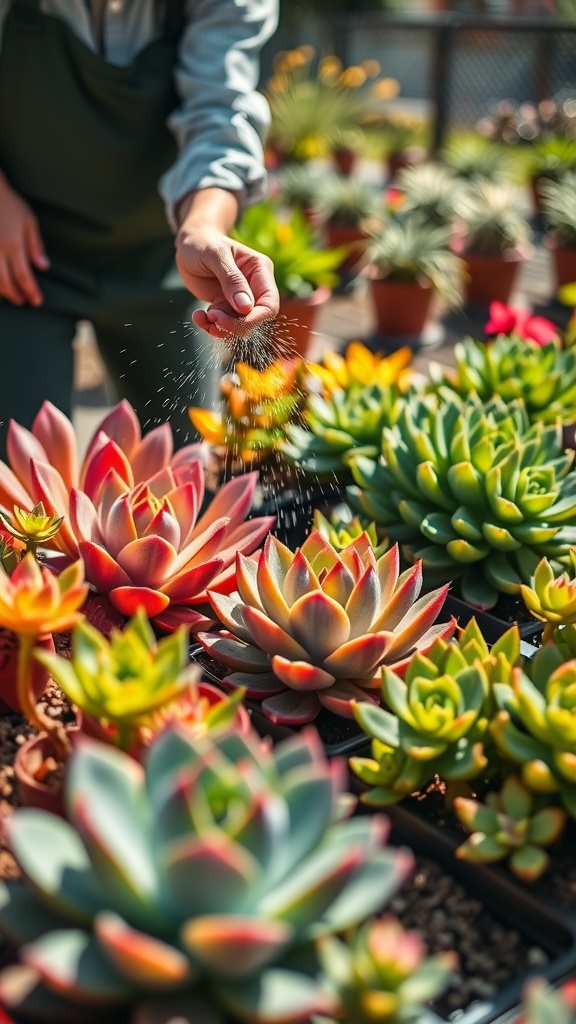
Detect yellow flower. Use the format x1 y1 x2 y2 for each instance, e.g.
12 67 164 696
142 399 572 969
296 44 316 62
188 407 226 445
308 341 412 393
0 553 88 636
372 77 400 100
362 59 381 78
339 66 367 89
319 56 343 82
276 223 294 245
0 502 64 548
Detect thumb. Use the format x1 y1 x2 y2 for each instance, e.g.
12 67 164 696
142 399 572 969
215 253 254 313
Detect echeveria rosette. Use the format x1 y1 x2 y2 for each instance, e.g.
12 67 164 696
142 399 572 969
493 647 576 817
351 619 519 804
313 917 456 1024
70 467 274 632
0 399 208 562
0 726 414 1024
430 335 576 426
454 774 566 882
199 530 454 724
521 549 576 642
282 384 404 477
349 393 576 610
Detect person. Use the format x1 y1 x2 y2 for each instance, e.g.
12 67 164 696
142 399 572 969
0 0 280 455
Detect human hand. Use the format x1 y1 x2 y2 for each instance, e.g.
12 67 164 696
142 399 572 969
0 176 49 306
175 224 279 338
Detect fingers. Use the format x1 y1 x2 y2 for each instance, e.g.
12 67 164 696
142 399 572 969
10 247 43 306
0 255 26 306
25 219 50 272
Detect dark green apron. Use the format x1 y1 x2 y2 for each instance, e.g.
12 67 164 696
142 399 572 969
0 0 215 450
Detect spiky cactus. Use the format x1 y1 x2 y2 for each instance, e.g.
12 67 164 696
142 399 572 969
349 393 576 610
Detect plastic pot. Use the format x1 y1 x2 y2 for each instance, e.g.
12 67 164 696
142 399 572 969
277 286 331 357
369 277 434 338
546 235 576 289
442 592 543 648
460 249 525 307
323 221 368 275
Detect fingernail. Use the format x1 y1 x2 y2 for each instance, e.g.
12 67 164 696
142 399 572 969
38 255 50 268
233 291 253 310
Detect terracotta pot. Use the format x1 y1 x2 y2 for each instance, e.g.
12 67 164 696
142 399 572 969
277 286 331 357
460 249 525 306
14 727 79 817
546 235 576 288
369 277 434 337
0 631 54 715
323 222 368 275
332 147 356 176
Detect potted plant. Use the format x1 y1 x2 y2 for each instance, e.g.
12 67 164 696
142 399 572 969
363 217 463 338
540 171 576 289
453 181 532 306
311 174 386 277
231 199 348 356
379 111 429 178
273 162 326 220
524 136 576 215
442 133 512 185
265 47 399 165
394 161 462 231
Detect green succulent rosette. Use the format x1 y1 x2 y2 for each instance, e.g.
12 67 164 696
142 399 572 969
349 393 576 610
454 774 566 882
493 644 576 816
0 726 413 1024
283 384 403 477
431 335 576 427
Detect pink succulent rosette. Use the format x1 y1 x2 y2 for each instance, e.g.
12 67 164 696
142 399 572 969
0 401 274 631
199 530 455 723
71 467 274 632
0 399 208 560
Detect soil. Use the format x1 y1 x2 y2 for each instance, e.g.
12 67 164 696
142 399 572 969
390 855 550 1021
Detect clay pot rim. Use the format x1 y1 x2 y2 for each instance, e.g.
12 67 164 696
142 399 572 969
454 242 534 263
368 272 433 291
278 285 331 307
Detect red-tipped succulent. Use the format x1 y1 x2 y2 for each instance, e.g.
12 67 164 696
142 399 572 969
0 400 207 561
199 530 454 724
70 468 274 632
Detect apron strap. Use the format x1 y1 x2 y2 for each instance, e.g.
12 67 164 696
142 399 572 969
163 0 186 46
11 0 43 31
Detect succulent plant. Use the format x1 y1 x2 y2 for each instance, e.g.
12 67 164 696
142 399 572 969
0 501 64 558
189 358 306 465
73 468 274 633
492 646 576 817
349 393 576 610
274 162 327 210
395 161 460 229
312 174 385 227
199 530 453 724
314 916 456 1024
454 181 531 256
307 341 413 395
33 609 245 754
0 399 207 563
520 550 576 641
523 979 576 1024
313 508 388 560
430 334 576 427
442 134 512 183
283 383 404 476
364 218 463 306
0 725 414 1024
350 619 520 804
540 170 576 247
454 774 566 881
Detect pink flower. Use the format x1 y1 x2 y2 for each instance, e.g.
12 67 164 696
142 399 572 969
485 302 560 347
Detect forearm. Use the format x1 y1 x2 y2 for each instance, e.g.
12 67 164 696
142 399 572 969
176 187 240 237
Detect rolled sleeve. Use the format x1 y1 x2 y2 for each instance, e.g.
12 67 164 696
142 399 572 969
159 0 279 224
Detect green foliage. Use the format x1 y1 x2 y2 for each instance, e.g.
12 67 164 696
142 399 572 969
523 980 576 1024
455 181 531 256
274 163 328 210
312 174 386 227
395 161 462 230
365 218 462 305
313 508 388 559
442 134 512 184
432 334 576 426
350 619 521 804
526 136 576 183
231 200 347 299
454 774 566 882
492 645 576 818
348 393 576 610
314 916 456 1024
540 171 576 246
282 383 404 476
0 727 413 1023
34 611 202 751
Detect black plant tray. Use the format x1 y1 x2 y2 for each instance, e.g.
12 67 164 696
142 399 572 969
443 593 543 647
190 644 371 758
383 801 576 1024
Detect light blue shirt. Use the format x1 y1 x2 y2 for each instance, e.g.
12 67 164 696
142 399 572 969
0 0 278 219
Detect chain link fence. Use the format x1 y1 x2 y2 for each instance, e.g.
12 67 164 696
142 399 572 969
331 14 576 149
